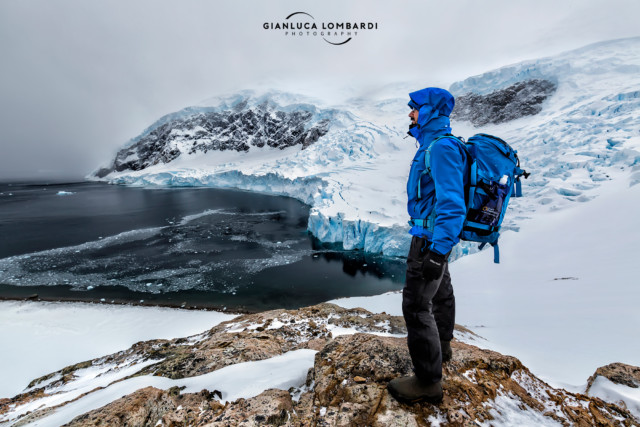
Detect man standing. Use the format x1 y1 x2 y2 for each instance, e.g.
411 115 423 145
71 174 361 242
387 87 469 404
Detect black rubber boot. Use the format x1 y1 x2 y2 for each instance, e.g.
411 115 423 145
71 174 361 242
387 376 443 404
441 340 452 363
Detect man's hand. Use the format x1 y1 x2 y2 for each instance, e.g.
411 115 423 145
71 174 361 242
422 250 447 281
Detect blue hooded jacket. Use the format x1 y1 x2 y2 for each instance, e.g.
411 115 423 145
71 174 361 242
406 88 469 255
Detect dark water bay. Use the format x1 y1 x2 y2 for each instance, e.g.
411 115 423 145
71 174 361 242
0 182 405 312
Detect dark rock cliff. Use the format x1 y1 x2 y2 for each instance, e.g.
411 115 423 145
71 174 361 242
94 103 330 178
451 79 557 126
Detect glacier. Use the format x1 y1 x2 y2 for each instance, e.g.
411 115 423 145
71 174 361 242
94 37 640 258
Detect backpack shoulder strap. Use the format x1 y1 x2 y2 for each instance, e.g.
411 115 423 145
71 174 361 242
418 135 456 199
417 135 467 228
424 134 465 176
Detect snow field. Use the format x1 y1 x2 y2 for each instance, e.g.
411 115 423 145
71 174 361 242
0 301 236 398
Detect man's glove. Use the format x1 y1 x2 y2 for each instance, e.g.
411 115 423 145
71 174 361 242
422 250 447 281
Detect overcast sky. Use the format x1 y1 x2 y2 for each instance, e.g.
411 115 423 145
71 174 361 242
1 0 639 181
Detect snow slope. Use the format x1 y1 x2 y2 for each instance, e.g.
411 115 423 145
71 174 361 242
97 37 640 259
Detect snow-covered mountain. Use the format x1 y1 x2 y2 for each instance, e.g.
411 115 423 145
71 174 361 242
94 37 640 259
451 37 640 214
94 91 339 178
94 88 408 255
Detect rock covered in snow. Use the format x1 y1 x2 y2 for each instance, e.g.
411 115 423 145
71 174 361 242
586 363 640 420
305 335 636 426
0 304 404 425
450 79 557 126
587 363 640 390
2 303 638 426
94 92 336 178
43 337 640 426
66 386 221 427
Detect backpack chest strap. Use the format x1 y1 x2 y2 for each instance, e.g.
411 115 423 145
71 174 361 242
408 206 437 231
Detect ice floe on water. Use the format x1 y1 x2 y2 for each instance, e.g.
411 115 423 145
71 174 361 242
0 207 311 293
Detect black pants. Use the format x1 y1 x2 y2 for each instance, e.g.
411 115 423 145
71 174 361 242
402 236 455 383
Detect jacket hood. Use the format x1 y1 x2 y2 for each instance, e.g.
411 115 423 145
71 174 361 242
408 87 455 129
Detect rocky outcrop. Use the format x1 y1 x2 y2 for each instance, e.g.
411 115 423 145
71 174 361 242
450 79 557 126
2 304 638 426
95 102 331 178
307 335 637 426
587 363 640 390
0 303 404 422
56 336 638 426
585 363 640 421
66 386 223 427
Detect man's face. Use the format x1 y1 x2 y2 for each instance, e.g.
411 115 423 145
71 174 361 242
409 108 418 125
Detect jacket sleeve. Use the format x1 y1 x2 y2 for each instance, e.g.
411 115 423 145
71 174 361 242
429 139 467 255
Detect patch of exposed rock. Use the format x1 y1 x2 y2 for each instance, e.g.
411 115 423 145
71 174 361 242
587 363 640 390
65 386 223 427
450 79 557 126
306 335 637 426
